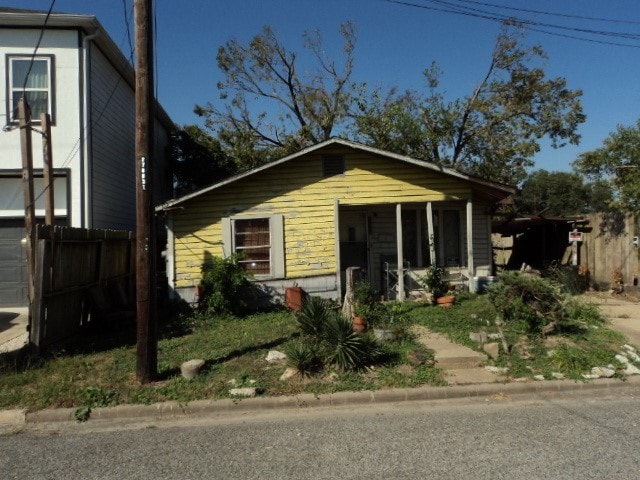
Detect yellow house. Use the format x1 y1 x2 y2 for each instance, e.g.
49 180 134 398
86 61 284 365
157 138 515 305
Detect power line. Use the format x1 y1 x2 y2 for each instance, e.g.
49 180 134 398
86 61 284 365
21 0 57 92
384 0 640 48
455 0 640 26
433 0 640 40
122 0 135 64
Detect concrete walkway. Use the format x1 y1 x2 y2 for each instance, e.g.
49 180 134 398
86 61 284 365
581 292 640 346
411 325 503 385
0 307 28 353
412 292 640 385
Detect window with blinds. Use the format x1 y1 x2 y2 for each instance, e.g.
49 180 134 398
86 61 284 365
234 218 271 274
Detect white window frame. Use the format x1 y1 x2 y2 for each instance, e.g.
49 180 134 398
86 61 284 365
221 214 285 279
7 54 55 124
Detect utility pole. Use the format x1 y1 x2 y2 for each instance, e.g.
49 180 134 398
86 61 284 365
134 0 157 382
19 98 36 308
40 113 55 226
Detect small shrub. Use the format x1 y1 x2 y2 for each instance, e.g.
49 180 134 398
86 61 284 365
353 280 377 306
420 265 447 298
487 271 568 335
285 340 323 376
323 314 376 372
200 254 252 314
543 264 589 294
565 300 605 327
296 296 330 339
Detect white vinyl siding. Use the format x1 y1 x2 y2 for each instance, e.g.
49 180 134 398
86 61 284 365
88 45 136 230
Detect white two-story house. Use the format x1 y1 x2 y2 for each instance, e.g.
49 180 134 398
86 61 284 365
0 8 174 306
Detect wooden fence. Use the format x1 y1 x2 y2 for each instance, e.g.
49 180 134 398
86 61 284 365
581 212 639 289
30 225 135 349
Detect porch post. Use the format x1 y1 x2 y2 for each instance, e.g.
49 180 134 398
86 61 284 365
466 198 474 290
165 213 176 300
396 203 405 301
334 198 342 300
426 202 436 265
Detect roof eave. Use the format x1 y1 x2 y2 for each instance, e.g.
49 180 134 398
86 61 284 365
157 138 516 211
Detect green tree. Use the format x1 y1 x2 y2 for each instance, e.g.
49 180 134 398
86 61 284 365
515 170 613 215
574 119 640 211
353 24 585 186
195 22 360 170
515 170 588 215
169 125 233 196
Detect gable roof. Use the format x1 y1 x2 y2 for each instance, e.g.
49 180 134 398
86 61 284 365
158 138 516 211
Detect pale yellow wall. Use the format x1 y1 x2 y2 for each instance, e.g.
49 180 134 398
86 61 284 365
172 149 472 287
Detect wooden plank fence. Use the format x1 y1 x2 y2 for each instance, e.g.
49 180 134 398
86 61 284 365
30 225 135 350
581 212 639 289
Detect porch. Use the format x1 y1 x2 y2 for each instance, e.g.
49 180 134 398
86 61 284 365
337 198 492 300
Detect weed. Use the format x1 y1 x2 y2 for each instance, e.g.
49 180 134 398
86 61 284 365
74 405 91 422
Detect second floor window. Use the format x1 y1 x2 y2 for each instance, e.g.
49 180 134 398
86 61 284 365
8 55 54 123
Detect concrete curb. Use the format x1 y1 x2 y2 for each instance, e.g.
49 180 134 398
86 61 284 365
10 375 640 427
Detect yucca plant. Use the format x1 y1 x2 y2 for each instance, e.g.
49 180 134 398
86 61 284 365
323 313 374 371
296 295 330 340
285 340 323 377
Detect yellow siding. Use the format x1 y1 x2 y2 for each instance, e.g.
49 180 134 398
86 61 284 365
172 150 471 287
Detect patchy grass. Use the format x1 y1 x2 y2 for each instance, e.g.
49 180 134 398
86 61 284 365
403 294 632 381
0 307 444 411
0 294 631 412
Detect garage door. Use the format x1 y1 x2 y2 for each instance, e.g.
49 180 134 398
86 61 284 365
0 220 27 307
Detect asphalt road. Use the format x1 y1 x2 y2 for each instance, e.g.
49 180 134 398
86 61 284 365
2 388 640 480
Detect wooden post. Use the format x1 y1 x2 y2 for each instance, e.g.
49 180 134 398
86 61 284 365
426 202 436 266
40 113 55 226
571 227 579 266
342 266 360 319
134 0 157 382
396 204 405 301
466 199 474 289
19 98 36 309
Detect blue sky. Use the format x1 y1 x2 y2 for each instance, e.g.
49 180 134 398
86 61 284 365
10 0 640 174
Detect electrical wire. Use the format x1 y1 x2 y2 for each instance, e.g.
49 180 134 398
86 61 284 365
31 5 138 206
454 0 640 26
384 0 640 48
122 0 135 64
21 0 57 91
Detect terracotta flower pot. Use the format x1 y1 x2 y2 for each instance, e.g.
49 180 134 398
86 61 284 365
353 315 368 332
436 295 456 308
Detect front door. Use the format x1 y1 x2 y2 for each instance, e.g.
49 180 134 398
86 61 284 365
339 210 368 276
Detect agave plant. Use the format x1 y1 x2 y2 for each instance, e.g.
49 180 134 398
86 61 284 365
285 339 323 377
323 313 374 371
296 295 331 340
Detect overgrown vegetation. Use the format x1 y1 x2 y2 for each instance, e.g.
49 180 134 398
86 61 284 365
486 271 586 336
0 276 633 411
199 254 252 315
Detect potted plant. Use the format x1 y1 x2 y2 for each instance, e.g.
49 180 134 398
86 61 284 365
351 280 377 332
436 289 456 308
352 303 370 332
371 302 397 341
421 265 447 302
